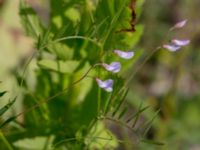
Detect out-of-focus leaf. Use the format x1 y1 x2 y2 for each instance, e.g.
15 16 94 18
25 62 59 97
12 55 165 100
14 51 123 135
121 24 144 48
69 62 93 104
135 0 146 19
65 7 80 25
13 136 54 150
86 121 118 150
38 59 79 74
93 0 144 51
19 0 44 39
0 97 16 116
0 91 7 97
47 42 74 60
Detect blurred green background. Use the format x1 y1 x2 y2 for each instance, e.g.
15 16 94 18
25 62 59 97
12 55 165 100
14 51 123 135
0 0 199 150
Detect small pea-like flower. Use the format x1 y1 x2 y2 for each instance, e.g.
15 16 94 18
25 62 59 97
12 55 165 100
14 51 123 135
95 78 114 92
174 19 187 28
163 39 190 52
102 62 121 73
171 39 190 46
163 44 181 52
171 19 187 30
113 50 134 59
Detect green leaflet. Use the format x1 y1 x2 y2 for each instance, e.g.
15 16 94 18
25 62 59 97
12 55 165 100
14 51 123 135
19 0 44 39
38 59 80 74
47 42 74 61
13 136 54 150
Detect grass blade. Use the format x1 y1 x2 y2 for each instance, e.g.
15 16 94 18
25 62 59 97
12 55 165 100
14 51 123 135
0 116 17 128
112 89 129 117
142 109 160 137
141 139 165 146
126 106 149 123
0 97 16 116
118 107 128 120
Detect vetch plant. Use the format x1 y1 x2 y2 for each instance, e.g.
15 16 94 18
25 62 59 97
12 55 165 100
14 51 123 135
0 0 193 150
162 20 190 52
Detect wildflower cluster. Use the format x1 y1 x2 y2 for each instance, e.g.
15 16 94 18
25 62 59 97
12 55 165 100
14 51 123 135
95 50 134 92
163 19 190 51
95 19 190 92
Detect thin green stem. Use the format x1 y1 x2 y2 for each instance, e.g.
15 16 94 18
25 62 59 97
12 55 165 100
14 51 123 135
97 88 101 116
125 46 161 86
103 93 113 115
97 62 102 116
19 51 36 88
43 36 101 49
0 131 13 150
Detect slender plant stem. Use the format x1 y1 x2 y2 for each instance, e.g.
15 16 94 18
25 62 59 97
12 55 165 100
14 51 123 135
43 136 51 150
97 87 101 115
19 50 36 88
125 46 161 86
43 36 101 49
0 131 13 150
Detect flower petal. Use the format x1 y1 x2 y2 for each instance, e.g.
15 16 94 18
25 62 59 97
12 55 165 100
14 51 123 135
173 19 187 29
172 39 190 46
102 62 121 73
96 78 114 92
113 50 134 59
163 44 181 52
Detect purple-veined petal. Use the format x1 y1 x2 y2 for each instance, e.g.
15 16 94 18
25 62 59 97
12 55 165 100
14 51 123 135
163 44 181 52
173 19 187 29
96 78 114 92
172 39 190 46
113 50 134 59
102 62 121 73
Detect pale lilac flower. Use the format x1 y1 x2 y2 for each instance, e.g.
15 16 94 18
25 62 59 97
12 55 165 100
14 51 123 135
172 39 190 46
102 62 121 73
113 50 134 59
171 19 187 30
163 44 181 52
174 19 187 28
96 78 114 92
